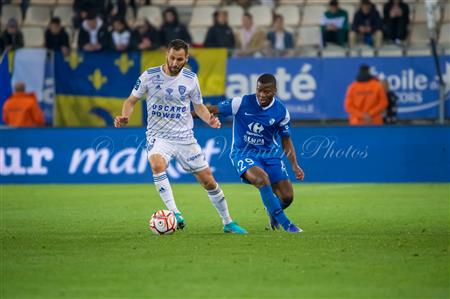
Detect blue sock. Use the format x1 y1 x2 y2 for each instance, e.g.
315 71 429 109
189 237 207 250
259 185 291 229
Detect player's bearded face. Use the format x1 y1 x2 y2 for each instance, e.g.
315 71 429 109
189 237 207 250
256 83 276 107
166 48 188 75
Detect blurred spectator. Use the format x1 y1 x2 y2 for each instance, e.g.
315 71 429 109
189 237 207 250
109 18 133 52
266 14 294 56
2 82 45 127
381 79 398 124
350 0 383 48
204 10 235 48
105 0 127 24
78 13 109 51
344 64 388 125
1 18 24 52
134 18 160 51
73 0 107 29
160 7 192 47
45 17 70 56
383 0 409 44
321 0 349 46
234 12 266 56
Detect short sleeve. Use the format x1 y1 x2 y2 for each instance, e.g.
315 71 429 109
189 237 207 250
190 77 203 105
279 109 291 137
218 97 242 117
131 72 148 98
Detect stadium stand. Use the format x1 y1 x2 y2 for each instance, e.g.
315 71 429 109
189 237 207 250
22 26 44 47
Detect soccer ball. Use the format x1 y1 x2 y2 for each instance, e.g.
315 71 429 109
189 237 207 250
149 210 177 235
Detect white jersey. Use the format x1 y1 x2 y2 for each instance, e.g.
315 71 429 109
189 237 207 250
131 65 203 143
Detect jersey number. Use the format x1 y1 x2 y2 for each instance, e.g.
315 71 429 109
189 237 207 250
237 158 254 172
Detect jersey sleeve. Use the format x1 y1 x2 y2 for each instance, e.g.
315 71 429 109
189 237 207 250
130 72 148 99
189 77 203 105
278 109 291 137
218 97 242 117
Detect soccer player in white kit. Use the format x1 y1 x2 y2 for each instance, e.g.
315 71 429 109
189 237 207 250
114 39 247 234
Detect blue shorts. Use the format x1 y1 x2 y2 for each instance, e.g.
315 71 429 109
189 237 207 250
230 153 289 184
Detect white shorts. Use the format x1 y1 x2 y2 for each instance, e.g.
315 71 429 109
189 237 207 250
146 138 209 173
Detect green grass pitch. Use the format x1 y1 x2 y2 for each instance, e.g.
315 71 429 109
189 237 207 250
1 183 449 299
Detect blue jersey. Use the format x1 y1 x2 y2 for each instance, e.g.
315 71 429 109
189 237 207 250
218 94 291 158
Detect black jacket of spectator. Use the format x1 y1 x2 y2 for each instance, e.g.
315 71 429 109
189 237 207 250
78 19 110 50
1 30 24 51
160 7 192 46
45 28 70 50
383 0 409 41
204 24 235 48
73 0 107 28
134 23 161 50
352 7 382 33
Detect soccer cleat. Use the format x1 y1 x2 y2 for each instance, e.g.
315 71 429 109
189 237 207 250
266 209 281 231
174 212 185 230
285 223 303 233
223 221 248 234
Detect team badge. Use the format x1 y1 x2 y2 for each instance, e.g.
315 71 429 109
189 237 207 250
269 118 275 125
178 85 186 95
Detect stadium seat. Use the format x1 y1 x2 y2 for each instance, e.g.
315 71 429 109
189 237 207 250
275 5 300 27
125 8 135 27
167 0 194 5
439 23 450 45
149 0 167 4
349 44 375 57
189 6 215 27
22 26 44 47
297 26 321 47
442 4 450 22
24 6 52 26
406 46 431 56
279 0 304 4
190 27 208 46
248 5 272 27
29 0 57 4
301 5 326 26
377 45 404 56
196 0 222 5
413 4 440 23
1 5 23 26
137 6 162 28
222 5 244 27
55 0 74 4
321 45 347 57
409 23 431 46
53 6 73 27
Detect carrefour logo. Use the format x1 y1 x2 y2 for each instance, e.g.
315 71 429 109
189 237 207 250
248 122 264 134
227 64 317 101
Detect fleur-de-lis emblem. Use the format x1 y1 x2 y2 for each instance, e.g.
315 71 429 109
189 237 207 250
88 69 107 90
114 53 134 74
65 51 83 70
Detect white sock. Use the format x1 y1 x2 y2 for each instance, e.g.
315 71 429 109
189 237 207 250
207 184 232 225
153 172 179 214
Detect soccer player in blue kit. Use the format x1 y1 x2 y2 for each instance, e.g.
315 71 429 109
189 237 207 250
209 74 305 233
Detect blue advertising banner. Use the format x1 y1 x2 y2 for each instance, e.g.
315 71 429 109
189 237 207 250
226 56 450 120
1 126 449 183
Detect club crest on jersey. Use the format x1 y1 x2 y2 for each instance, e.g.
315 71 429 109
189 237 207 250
178 85 186 95
269 118 275 125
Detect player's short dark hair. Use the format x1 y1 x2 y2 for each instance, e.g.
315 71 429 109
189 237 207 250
257 74 277 87
167 39 189 54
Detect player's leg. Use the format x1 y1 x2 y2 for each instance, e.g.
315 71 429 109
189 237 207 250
175 142 246 234
193 168 247 234
147 139 185 229
272 180 294 210
241 164 300 233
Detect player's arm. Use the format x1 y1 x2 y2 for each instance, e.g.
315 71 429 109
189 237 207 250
281 136 304 181
114 95 139 128
279 110 304 180
193 103 221 128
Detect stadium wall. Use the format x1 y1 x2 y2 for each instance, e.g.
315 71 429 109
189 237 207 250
1 126 449 184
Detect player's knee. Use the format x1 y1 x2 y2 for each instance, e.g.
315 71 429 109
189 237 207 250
252 173 270 188
280 193 294 207
149 156 166 173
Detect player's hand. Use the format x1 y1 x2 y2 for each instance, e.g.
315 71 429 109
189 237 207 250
362 113 372 123
114 116 129 128
293 164 305 181
208 114 221 129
